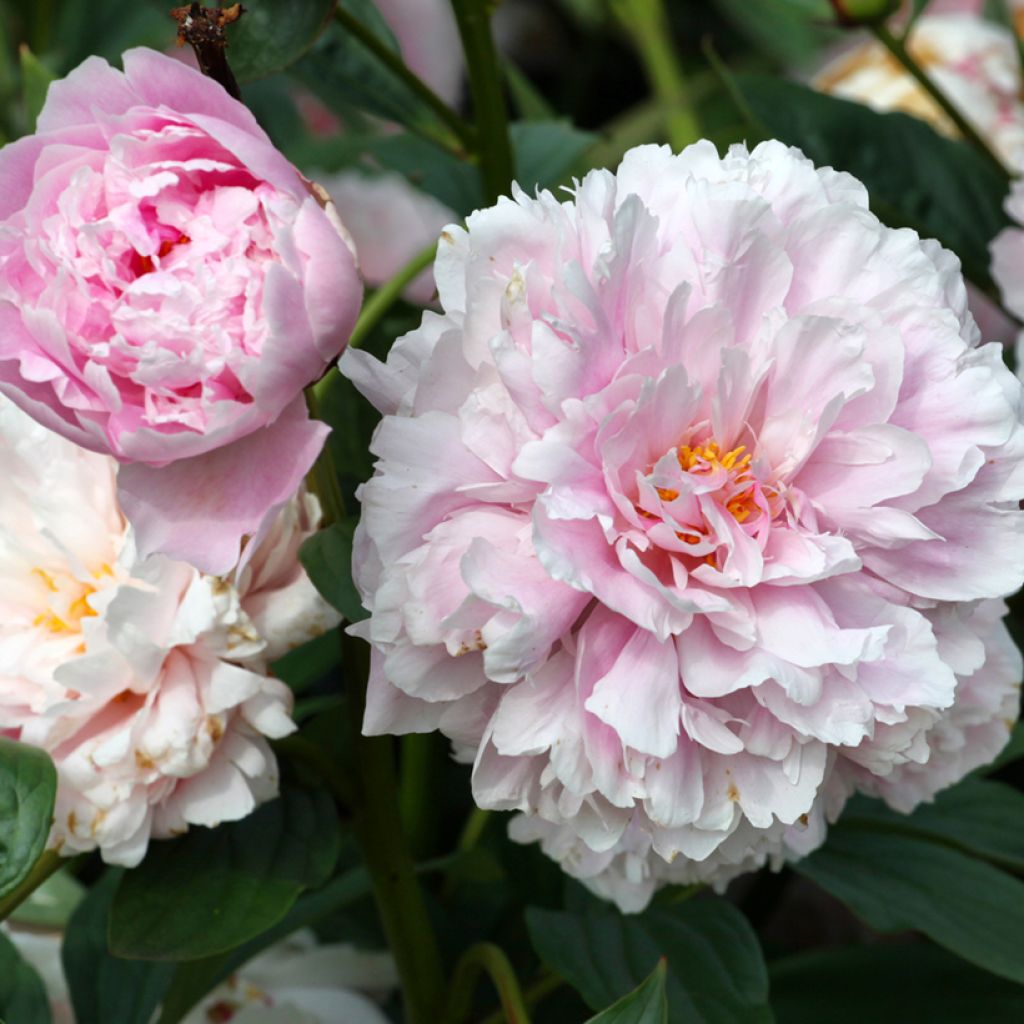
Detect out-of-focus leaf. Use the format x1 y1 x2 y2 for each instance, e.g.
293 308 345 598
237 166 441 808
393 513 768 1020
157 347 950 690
299 519 366 622
771 942 1024 1023
0 929 51 1024
369 132 483 214
795 825 1024 983
9 868 85 929
511 120 597 194
841 778 1024 871
0 738 57 904
733 74 1010 287
714 0 840 68
506 61 556 121
272 630 343 695
586 959 668 1023
526 896 772 1023
17 45 52 131
156 868 370 1024
62 871 173 1024
109 786 339 960
225 0 337 82
987 719 1024 772
291 1 452 146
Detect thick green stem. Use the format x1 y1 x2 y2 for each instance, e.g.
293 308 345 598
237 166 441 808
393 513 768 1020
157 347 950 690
479 972 563 1024
334 6 475 153
399 734 440 858
872 23 1011 178
343 635 446 1024
445 942 532 1024
0 850 62 923
610 0 700 151
451 0 516 203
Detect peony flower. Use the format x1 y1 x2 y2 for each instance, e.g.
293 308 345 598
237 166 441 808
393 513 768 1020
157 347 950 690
343 141 1024 910
813 12 1024 168
0 396 338 866
375 0 464 109
322 171 456 306
181 931 396 1024
0 48 362 574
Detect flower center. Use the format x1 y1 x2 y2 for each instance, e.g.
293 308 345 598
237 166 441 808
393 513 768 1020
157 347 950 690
133 232 191 277
32 565 111 635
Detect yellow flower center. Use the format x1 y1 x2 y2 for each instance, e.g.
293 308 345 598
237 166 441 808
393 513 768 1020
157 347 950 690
31 565 112 635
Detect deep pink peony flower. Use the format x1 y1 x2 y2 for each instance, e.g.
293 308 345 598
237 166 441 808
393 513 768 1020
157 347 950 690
344 141 1024 909
0 48 362 573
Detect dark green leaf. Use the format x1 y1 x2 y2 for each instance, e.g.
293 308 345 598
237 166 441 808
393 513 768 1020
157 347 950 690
225 0 337 82
10 869 85 930
526 895 772 1024
0 929 51 1024
156 868 370 1024
505 62 556 121
841 778 1024 871
62 871 173 1024
511 120 597 195
795 825 1024 983
18 46 53 132
714 0 839 68
772 943 1024 1024
0 737 57 903
291 1 447 143
733 75 1010 287
369 132 483 214
299 520 366 622
109 785 339 960
587 959 668 1024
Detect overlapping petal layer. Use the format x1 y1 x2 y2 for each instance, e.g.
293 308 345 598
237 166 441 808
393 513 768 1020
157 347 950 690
346 141 1024 910
0 397 338 865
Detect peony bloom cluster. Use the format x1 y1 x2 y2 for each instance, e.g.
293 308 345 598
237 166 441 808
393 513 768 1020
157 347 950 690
0 396 338 866
0 48 361 574
344 141 1024 910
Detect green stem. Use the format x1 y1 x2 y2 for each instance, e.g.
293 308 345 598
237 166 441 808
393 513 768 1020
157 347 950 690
451 0 516 203
343 635 446 1024
479 972 563 1024
334 6 475 153
0 850 62 923
610 0 701 151
445 942 532 1024
872 23 1011 178
400 734 440 858
303 388 347 527
350 241 439 350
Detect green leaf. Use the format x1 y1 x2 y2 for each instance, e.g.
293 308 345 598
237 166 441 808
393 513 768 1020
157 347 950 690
62 871 173 1024
586 959 669 1024
505 62 556 121
156 867 371 1024
225 0 337 83
369 132 483 214
291 1 447 144
714 0 839 68
0 929 51 1024
841 778 1024 872
0 737 57 903
526 895 772 1024
10 868 85 930
299 520 366 622
771 943 1024 1023
795 825 1024 983
511 120 597 194
109 785 340 961
733 74 1011 287
18 45 53 132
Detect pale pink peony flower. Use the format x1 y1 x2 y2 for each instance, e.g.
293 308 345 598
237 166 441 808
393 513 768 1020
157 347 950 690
0 48 362 574
813 13 1024 169
322 171 456 306
0 397 338 866
991 181 1024 369
343 141 1024 910
375 0 464 108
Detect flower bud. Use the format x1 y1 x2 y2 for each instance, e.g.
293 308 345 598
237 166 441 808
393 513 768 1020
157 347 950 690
828 0 900 26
